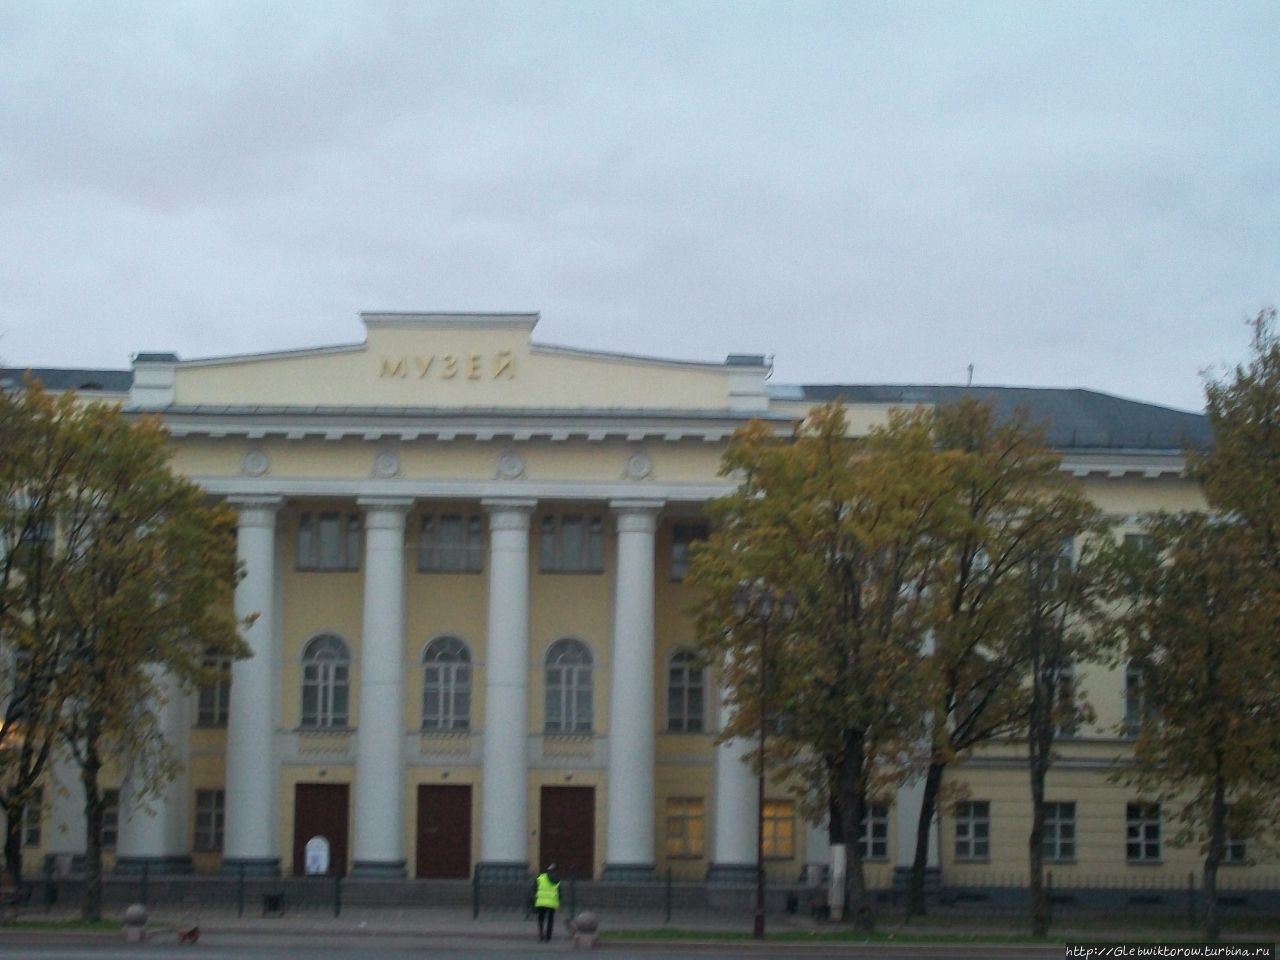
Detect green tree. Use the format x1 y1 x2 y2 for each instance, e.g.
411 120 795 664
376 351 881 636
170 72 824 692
1020 515 1107 937
49 402 248 920
1194 307 1280 568
905 398 1102 917
0 383 85 889
1100 514 1280 940
689 402 955 931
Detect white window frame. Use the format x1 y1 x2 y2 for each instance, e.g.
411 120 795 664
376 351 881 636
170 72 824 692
194 789 225 852
762 799 795 859
857 803 889 861
422 636 471 732
197 648 232 727
670 522 708 581
954 800 990 861
1126 802 1161 863
1043 801 1076 862
665 796 705 858
539 514 604 573
300 633 351 729
666 648 705 733
101 789 120 851
544 638 593 734
296 511 361 572
418 513 484 573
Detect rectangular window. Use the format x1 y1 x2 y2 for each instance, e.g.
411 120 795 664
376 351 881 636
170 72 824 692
101 789 120 851
1224 805 1247 865
665 797 705 858
857 803 889 861
539 514 603 573
1126 802 1161 863
296 511 361 571
670 523 709 581
197 653 231 727
194 789 225 852
22 787 42 847
1043 802 1076 862
954 801 990 861
762 799 795 859
418 513 484 573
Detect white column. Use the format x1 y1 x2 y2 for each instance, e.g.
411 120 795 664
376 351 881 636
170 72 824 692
115 671 191 874
351 497 412 878
708 684 759 882
477 498 535 878
222 496 281 875
894 776 940 870
45 749 86 876
602 500 661 880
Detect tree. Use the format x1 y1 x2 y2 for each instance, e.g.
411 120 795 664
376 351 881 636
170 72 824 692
1193 307 1280 569
1020 512 1107 937
905 398 1102 916
689 402 956 931
1100 514 1280 940
49 402 248 920
0 383 85 889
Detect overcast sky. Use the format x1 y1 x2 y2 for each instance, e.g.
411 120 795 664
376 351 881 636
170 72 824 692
2 1 1277 412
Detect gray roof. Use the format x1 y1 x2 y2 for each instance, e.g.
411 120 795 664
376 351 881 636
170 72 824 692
0 367 133 393
0 367 1210 452
793 384 1209 451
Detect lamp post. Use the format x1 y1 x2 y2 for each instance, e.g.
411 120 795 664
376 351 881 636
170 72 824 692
731 580 796 941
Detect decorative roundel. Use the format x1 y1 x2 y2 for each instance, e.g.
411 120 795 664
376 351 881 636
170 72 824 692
496 451 526 480
240 449 270 478
624 451 653 480
372 451 401 479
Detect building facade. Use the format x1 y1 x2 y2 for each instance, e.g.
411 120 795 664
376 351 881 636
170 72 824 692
12 311 1264 890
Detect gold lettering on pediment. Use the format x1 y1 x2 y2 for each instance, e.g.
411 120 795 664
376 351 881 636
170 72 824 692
379 352 517 381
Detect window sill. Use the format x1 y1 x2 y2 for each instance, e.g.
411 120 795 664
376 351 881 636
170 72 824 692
1125 860 1163 866
954 857 991 864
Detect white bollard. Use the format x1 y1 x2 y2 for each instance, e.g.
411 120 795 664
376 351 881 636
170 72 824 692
123 903 148 943
571 911 599 949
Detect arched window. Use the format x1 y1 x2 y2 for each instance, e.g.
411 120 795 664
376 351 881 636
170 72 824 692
423 636 471 731
301 634 350 729
666 648 705 732
545 638 592 734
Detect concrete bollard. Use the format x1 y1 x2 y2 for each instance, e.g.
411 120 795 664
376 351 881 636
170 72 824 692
123 903 148 943
571 911 598 950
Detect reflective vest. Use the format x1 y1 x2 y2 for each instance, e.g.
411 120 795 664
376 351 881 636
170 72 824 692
535 872 560 909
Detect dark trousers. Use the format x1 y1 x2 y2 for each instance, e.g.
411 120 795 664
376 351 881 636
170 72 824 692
536 906 556 940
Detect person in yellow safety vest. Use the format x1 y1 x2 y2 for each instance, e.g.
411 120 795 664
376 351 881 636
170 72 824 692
533 863 561 942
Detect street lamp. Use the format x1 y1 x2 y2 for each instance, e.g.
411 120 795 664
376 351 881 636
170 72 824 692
731 579 796 941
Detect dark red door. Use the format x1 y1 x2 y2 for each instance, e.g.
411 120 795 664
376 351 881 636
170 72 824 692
539 786 594 880
416 784 472 878
293 783 349 876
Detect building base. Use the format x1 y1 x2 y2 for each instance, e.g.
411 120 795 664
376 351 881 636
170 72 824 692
350 859 407 880
601 862 656 882
113 855 192 876
220 857 281 878
475 860 530 882
706 862 757 884
892 865 942 895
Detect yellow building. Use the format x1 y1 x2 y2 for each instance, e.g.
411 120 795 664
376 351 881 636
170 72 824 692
10 311 1257 893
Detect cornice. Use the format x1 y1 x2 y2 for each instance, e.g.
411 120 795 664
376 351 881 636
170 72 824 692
195 476 736 505
1058 451 1188 479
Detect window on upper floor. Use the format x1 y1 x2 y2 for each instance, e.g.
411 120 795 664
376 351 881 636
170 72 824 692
545 638 593 734
297 511 361 571
1126 802 1161 863
666 649 705 733
954 800 990 861
423 636 471 732
1124 659 1155 735
197 648 232 728
539 514 603 573
301 633 351 729
418 514 484 573
670 523 708 581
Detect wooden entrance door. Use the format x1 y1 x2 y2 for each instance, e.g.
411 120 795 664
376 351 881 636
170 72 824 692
293 783 349 876
538 786 594 880
416 784 472 878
